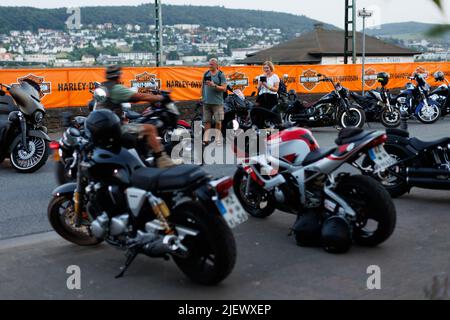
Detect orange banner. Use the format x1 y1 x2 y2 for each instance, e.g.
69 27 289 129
1 62 449 109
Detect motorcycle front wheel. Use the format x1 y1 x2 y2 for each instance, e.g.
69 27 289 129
417 103 441 124
10 136 49 173
338 106 366 129
170 201 236 285
380 108 401 128
335 175 396 247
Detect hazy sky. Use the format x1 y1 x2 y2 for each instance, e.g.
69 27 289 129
2 0 449 29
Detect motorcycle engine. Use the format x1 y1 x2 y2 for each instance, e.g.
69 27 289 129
90 212 129 239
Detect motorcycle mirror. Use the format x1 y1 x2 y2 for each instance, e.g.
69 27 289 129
317 74 322 77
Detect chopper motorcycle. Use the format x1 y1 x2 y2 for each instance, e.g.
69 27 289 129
284 74 366 129
0 81 51 173
233 127 396 253
48 109 245 284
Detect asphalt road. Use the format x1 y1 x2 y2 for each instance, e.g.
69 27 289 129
0 120 450 299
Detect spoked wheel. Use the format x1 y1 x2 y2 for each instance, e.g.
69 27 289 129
417 104 441 124
48 195 102 246
335 175 396 247
10 136 49 173
380 108 401 128
233 169 275 218
170 202 236 285
339 107 366 129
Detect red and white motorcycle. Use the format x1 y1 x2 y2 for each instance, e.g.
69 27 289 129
233 127 397 252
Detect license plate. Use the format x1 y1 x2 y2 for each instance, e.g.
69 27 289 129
215 192 248 229
369 145 397 173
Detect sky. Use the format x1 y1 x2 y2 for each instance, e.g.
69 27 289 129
2 0 450 29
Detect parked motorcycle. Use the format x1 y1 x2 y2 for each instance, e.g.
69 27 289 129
350 72 401 128
284 74 366 129
0 81 51 173
233 127 396 253
360 128 450 198
48 109 245 284
428 71 450 118
395 73 441 124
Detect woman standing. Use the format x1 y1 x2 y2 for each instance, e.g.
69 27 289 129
257 61 280 110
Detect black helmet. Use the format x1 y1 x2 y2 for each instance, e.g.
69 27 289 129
321 216 352 254
434 71 445 82
377 72 389 86
292 212 322 247
106 65 122 80
85 109 122 149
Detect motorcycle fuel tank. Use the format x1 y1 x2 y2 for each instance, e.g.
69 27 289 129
267 127 320 166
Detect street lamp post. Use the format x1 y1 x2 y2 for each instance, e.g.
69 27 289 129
358 8 373 95
155 0 163 67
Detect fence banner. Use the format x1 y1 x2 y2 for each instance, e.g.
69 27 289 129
1 62 449 108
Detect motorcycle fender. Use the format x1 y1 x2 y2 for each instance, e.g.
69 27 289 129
7 130 51 153
52 182 77 197
177 120 191 128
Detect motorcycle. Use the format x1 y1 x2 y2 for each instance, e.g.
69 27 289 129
428 72 450 118
0 82 51 173
47 110 246 285
350 89 401 128
360 128 450 198
284 74 366 129
233 127 396 253
395 73 441 124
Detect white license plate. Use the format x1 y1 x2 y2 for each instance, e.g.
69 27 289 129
369 145 397 173
215 192 248 229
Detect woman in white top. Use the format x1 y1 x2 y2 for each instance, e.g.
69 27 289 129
257 61 280 110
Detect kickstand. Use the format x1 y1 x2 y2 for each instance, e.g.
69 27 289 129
115 249 139 279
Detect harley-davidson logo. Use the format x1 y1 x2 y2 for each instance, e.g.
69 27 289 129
364 68 378 87
227 72 249 91
414 66 429 79
15 74 51 98
300 69 319 91
130 72 161 93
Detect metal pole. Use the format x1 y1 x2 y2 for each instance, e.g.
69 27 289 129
362 14 366 95
155 0 163 67
352 0 357 64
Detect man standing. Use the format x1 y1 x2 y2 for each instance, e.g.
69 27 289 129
201 58 227 145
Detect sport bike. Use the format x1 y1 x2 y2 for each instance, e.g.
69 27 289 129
233 127 396 253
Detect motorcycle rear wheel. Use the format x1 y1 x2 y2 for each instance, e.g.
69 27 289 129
170 201 236 285
335 175 397 247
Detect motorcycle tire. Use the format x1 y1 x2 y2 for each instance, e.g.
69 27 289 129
10 137 49 173
417 104 441 124
380 108 401 128
335 175 396 247
48 194 103 246
338 106 366 129
233 169 275 218
170 201 236 285
362 145 409 198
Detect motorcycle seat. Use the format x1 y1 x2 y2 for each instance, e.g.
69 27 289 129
410 137 450 151
125 110 142 120
131 164 208 191
302 147 336 166
386 128 409 138
335 128 375 145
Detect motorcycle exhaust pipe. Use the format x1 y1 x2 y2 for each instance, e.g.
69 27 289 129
407 177 450 190
407 167 450 178
143 234 180 257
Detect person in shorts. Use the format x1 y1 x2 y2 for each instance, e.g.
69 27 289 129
201 58 227 145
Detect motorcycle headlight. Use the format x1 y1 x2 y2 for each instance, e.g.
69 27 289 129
34 110 44 124
166 102 180 116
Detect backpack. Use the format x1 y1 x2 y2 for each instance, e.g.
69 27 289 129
203 70 228 100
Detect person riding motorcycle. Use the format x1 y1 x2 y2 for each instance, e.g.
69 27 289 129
98 65 175 168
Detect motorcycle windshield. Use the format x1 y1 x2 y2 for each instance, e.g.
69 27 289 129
8 82 45 116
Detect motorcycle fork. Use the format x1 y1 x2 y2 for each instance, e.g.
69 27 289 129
19 115 29 152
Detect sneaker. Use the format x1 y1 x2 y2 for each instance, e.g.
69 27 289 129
156 152 176 168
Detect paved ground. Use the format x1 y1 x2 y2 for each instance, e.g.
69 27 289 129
0 120 449 299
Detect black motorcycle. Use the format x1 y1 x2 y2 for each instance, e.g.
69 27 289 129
428 71 450 118
0 82 51 173
360 128 450 198
48 109 246 284
285 74 366 129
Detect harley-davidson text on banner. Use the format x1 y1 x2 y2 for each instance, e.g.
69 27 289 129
0 62 449 108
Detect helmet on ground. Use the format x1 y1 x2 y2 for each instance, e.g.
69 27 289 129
377 72 389 86
106 65 122 80
292 212 323 247
321 216 352 254
434 71 445 82
85 109 122 149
